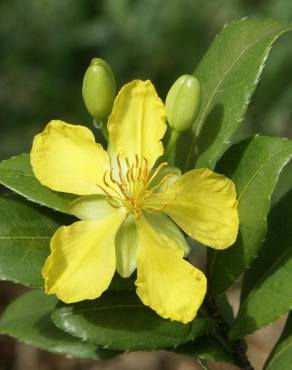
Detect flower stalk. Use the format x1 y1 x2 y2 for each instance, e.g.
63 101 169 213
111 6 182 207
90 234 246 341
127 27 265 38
164 129 180 159
93 118 109 141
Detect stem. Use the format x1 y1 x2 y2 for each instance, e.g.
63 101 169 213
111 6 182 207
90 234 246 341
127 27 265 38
205 297 254 370
93 118 109 141
164 129 180 159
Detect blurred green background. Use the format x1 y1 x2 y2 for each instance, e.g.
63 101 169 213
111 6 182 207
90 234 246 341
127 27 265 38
0 2 291 367
0 0 292 162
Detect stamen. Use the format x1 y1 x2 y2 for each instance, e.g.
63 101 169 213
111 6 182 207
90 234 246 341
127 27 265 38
119 184 131 199
143 157 149 178
133 154 140 181
142 166 149 185
100 170 124 199
103 171 111 187
135 154 139 168
144 173 172 198
147 161 168 185
126 168 131 183
116 154 123 172
96 184 115 198
125 156 131 170
130 164 135 182
100 153 175 219
106 198 120 209
117 154 126 183
109 169 118 184
143 156 148 168
137 166 142 180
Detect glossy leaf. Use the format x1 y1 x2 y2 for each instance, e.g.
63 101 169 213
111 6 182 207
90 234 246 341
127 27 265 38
52 291 215 351
265 313 292 370
0 154 75 213
0 195 70 287
179 19 292 171
176 335 234 364
229 189 292 339
213 294 235 326
108 272 136 291
208 136 292 295
0 290 109 359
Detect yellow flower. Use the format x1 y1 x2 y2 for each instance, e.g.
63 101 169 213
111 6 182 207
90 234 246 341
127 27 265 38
30 80 238 324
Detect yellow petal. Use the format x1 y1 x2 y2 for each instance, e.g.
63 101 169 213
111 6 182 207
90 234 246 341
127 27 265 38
43 209 126 303
108 80 167 169
69 195 116 220
115 214 138 278
164 169 239 249
143 212 190 256
135 216 207 324
31 120 110 195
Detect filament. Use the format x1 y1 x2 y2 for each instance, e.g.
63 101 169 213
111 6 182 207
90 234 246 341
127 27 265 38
97 154 175 218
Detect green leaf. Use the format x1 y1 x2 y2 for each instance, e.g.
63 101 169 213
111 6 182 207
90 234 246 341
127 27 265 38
108 272 136 291
176 335 234 364
265 313 292 370
0 154 75 213
52 291 215 351
229 189 292 340
208 136 292 295
213 294 235 326
0 195 71 287
0 290 108 359
179 19 292 171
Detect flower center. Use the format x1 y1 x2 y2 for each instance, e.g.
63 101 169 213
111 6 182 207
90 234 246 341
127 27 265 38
98 154 174 218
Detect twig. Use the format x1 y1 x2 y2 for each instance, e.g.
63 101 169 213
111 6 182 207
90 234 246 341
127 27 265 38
205 297 254 370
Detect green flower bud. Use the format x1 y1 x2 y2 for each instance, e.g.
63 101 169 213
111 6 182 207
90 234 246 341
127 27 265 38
165 74 201 132
82 58 116 121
